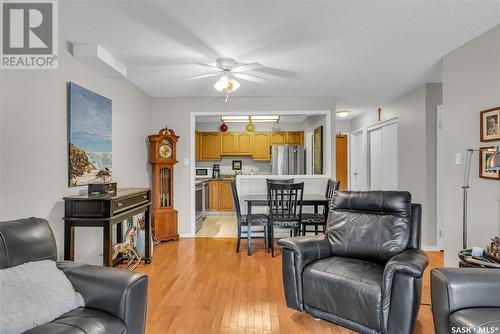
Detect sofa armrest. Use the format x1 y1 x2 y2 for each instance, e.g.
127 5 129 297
431 268 500 334
381 249 428 331
278 235 331 311
58 261 148 334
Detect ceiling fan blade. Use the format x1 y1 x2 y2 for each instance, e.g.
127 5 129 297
251 66 297 79
196 63 220 70
233 73 266 84
184 73 220 81
232 62 263 73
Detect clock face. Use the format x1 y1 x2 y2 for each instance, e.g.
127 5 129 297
158 140 172 159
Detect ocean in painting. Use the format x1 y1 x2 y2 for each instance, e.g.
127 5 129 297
68 82 112 187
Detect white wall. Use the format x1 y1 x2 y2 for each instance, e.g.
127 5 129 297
0 69 3 218
350 83 442 247
336 119 351 133
152 97 336 236
0 42 152 263
442 24 500 266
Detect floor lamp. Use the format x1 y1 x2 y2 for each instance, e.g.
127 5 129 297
462 146 500 249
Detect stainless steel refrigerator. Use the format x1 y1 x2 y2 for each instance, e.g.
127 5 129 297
271 145 306 175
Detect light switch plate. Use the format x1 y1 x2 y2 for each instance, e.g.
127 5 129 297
183 158 189 166
455 152 462 165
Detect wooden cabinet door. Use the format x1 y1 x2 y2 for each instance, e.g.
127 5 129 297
237 132 253 155
252 132 271 160
220 132 237 155
195 131 201 161
208 180 219 211
271 131 287 145
218 181 234 211
200 132 220 160
287 131 304 145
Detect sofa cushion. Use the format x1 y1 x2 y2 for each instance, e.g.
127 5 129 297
23 308 127 334
327 191 412 263
302 256 384 331
450 308 500 332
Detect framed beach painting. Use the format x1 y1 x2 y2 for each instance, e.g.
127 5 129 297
67 82 112 187
313 126 323 175
480 107 500 142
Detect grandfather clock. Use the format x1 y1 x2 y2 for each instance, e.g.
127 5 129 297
148 128 179 242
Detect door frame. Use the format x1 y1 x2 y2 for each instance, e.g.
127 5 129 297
189 110 333 237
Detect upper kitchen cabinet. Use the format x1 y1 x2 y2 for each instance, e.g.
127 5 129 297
236 132 252 155
271 131 287 145
287 131 304 145
195 131 201 161
252 132 271 161
220 132 238 155
200 132 221 160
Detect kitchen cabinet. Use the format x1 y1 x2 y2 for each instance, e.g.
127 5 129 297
287 131 304 145
252 132 271 161
208 180 234 211
271 131 287 145
220 132 238 155
195 131 201 161
237 132 252 155
200 132 220 160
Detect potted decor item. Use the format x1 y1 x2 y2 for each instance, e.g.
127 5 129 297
220 123 228 132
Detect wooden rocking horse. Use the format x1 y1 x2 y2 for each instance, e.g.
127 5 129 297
112 226 142 270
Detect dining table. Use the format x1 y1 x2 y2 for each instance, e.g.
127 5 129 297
240 194 331 255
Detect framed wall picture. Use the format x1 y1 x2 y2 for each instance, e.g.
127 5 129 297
68 82 112 187
479 147 500 180
313 126 323 175
232 160 242 170
480 107 500 142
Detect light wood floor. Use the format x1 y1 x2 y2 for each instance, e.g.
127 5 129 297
196 216 237 238
135 238 443 334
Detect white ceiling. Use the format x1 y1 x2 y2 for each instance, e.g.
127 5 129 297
61 1 500 113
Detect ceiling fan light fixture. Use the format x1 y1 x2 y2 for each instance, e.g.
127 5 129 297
337 110 351 118
214 74 240 94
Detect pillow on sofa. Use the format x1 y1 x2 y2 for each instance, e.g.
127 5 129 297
0 260 84 334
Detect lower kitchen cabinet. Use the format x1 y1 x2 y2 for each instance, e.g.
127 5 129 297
208 180 234 211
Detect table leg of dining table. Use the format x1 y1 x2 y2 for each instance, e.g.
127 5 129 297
247 201 252 256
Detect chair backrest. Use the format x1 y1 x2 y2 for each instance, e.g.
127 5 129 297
268 182 304 221
326 191 415 263
266 178 294 186
325 179 340 199
0 217 57 269
230 180 242 220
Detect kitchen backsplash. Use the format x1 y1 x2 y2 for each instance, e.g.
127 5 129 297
196 156 272 175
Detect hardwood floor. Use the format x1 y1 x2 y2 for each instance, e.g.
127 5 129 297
135 238 443 334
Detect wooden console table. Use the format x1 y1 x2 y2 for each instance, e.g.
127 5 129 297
63 188 152 267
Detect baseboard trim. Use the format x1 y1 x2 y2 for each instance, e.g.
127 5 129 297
179 233 194 238
422 245 443 251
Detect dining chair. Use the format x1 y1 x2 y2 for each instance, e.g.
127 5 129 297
300 179 340 235
230 180 269 256
267 182 304 257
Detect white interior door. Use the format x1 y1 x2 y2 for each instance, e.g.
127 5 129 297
368 121 398 190
350 130 367 190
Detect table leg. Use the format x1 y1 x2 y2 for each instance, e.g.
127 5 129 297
64 221 74 261
103 223 113 267
247 202 252 256
144 206 152 264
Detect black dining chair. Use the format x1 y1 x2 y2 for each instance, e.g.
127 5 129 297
267 182 304 257
300 179 340 235
230 180 269 256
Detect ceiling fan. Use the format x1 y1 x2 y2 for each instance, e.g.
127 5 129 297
184 58 267 97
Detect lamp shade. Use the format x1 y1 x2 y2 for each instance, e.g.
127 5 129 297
486 146 500 171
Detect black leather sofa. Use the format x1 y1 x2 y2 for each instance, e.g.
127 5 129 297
0 218 148 334
431 268 500 334
278 191 428 334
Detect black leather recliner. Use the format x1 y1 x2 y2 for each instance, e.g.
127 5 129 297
278 191 429 334
431 268 500 334
0 218 148 334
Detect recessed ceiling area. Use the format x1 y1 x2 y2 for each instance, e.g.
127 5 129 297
61 1 500 112
196 115 310 124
